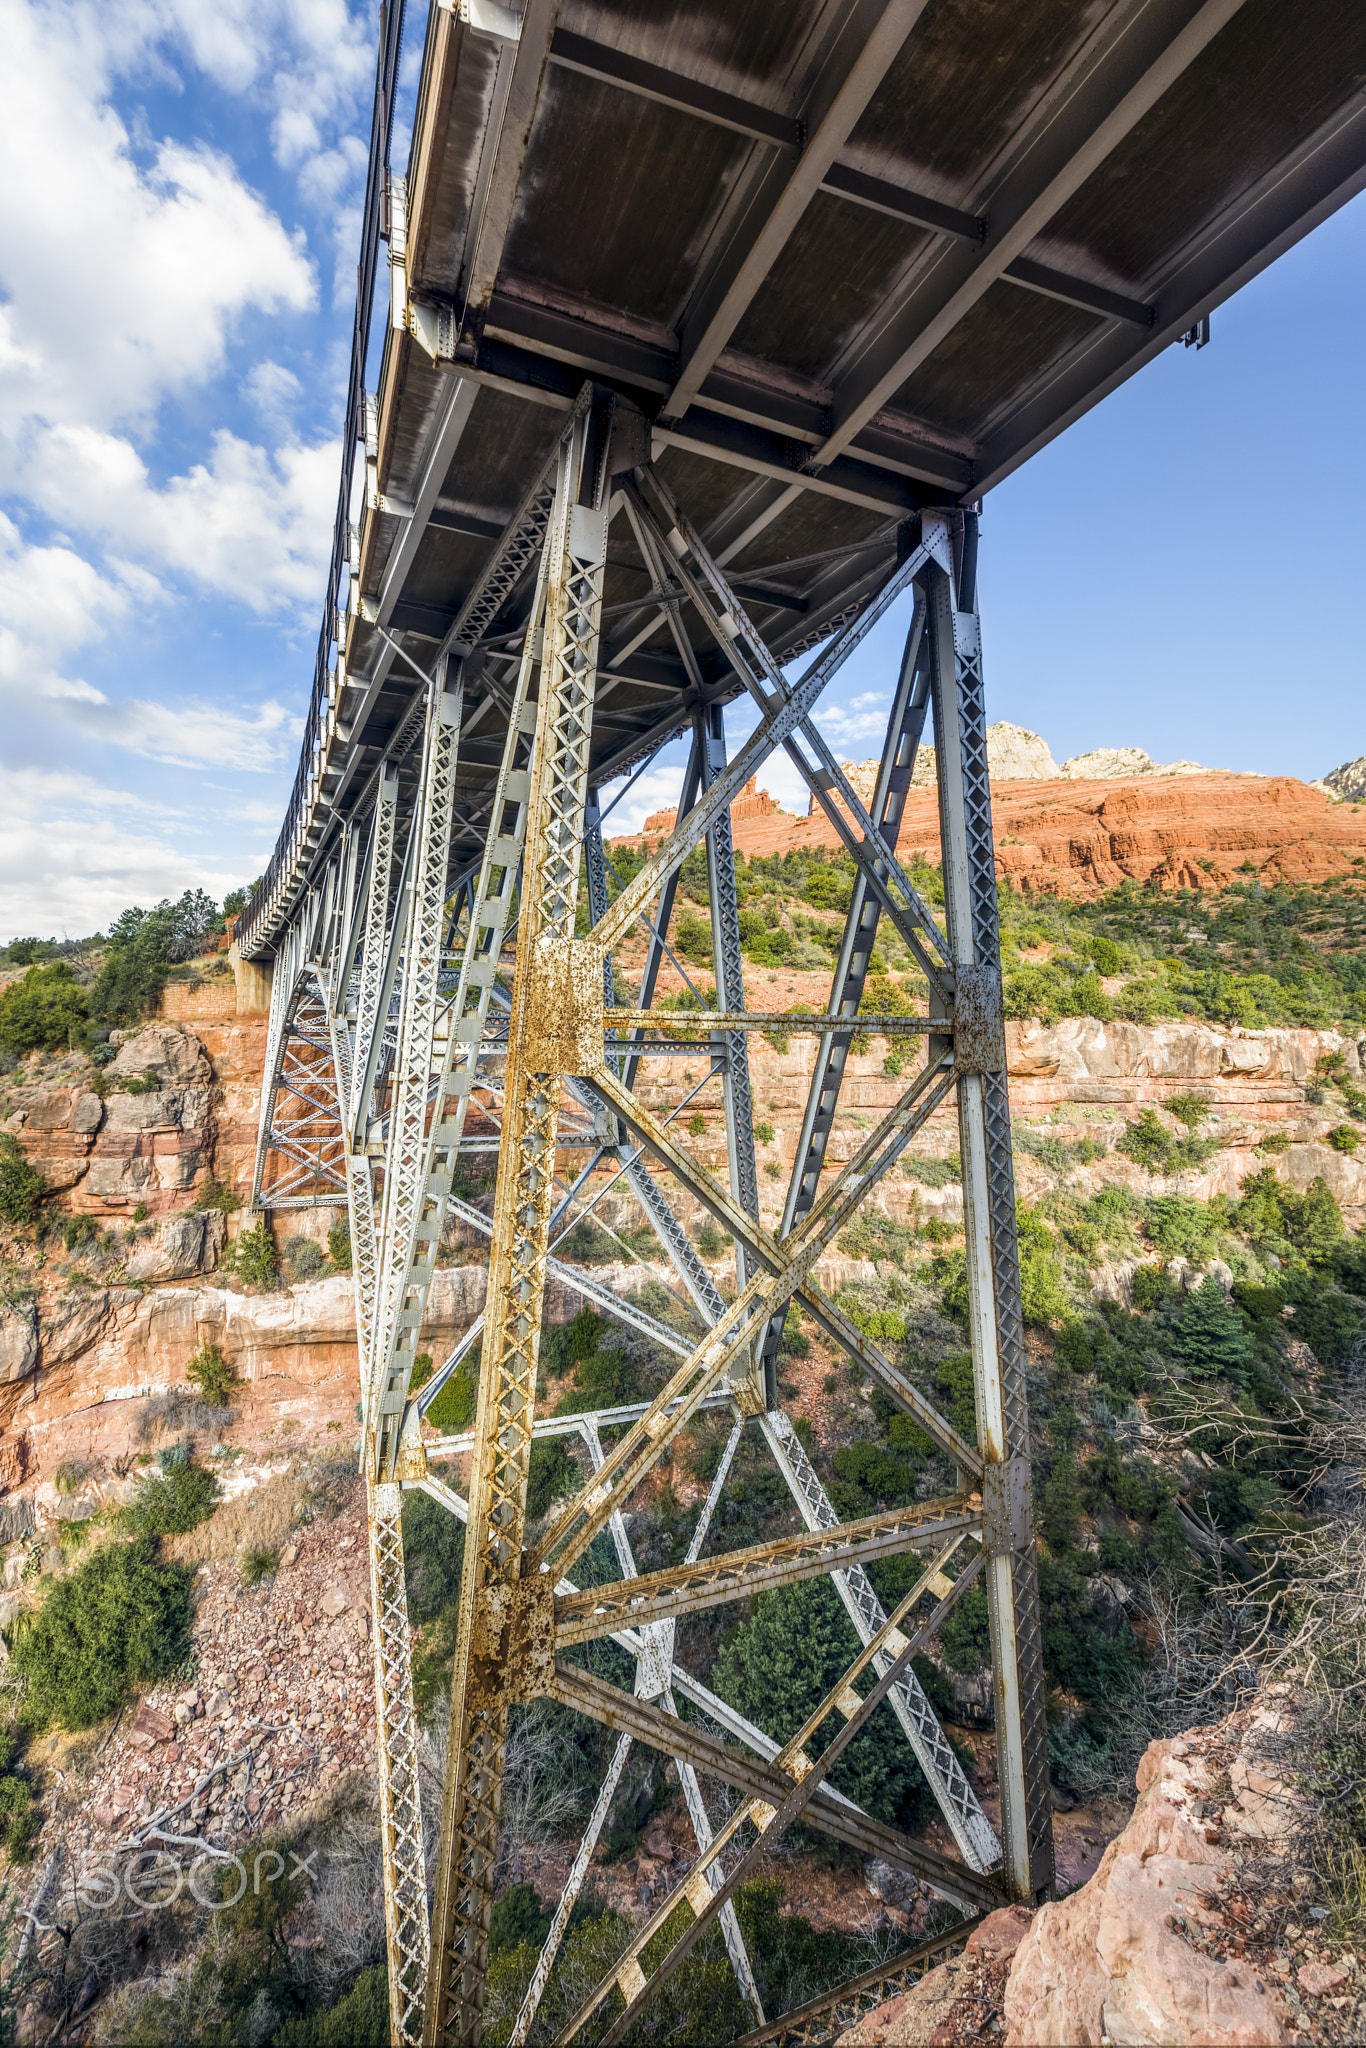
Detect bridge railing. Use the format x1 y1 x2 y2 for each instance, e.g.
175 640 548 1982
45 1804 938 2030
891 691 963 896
237 0 409 959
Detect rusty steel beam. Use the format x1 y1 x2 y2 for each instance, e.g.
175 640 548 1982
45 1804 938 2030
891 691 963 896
553 1501 978 1645
423 393 611 2047
545 1663 1001 1914
526 1054 957 1582
733 1919 985 2048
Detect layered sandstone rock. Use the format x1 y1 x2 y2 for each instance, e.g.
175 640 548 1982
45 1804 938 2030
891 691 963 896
837 1907 1034 2045
640 774 789 836
1 1022 218 1213
615 761 1366 896
1003 1712 1298 2047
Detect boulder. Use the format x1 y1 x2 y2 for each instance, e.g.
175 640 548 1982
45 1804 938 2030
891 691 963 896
838 1910 1032 2046
0 1497 35 1544
125 1210 226 1283
0 1305 38 1384
1059 747 1205 780
41 1290 115 1366
107 1025 211 1090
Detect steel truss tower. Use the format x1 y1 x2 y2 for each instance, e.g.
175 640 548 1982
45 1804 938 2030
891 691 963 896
251 388 1052 2048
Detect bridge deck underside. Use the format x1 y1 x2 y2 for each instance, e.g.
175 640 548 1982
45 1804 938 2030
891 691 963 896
239 0 1366 966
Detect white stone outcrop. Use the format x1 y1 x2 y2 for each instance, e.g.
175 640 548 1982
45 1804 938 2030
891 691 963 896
1058 746 1206 780
1314 752 1366 804
903 722 1061 788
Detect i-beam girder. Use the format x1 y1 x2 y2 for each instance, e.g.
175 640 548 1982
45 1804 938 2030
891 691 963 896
250 393 1051 2048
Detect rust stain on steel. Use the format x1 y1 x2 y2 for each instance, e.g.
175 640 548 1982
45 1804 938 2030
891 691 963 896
553 1501 979 1643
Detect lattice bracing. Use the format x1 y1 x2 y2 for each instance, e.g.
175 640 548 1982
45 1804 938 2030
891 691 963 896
248 455 1055 2042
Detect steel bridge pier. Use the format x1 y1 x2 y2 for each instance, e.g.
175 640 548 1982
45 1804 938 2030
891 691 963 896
249 396 1052 2046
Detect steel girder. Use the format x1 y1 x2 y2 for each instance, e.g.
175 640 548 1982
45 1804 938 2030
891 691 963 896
249 402 1051 2042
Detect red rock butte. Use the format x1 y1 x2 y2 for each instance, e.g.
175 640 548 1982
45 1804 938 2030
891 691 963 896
613 770 1366 899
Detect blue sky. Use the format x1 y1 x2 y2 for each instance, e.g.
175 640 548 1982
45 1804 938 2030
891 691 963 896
1 0 1362 938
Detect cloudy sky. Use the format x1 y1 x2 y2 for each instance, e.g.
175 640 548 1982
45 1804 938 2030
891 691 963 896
1 0 1363 939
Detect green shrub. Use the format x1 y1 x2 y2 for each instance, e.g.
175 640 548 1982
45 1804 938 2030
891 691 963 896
526 1436 580 1520
887 1411 934 1456
1285 1288 1363 1369
490 1882 552 1958
425 1355 478 1432
714 1578 934 1827
224 1218 280 1288
273 1966 390 2048
1118 1108 1175 1173
686 1112 707 1137
755 1121 775 1144
1167 1091 1213 1129
0 961 89 1055
185 1342 238 1408
939 1579 991 1675
1131 1264 1177 1311
1055 1319 1097 1373
1328 1123 1360 1153
327 1218 352 1270
11 1537 194 1729
847 1305 907 1345
696 1219 730 1259
543 1310 603 1381
1042 1454 1084 1548
195 1176 243 1214
1144 1195 1219 1261
932 1353 978 1444
778 1305 810 1357
0 1728 41 1861
241 1547 279 1585
89 895 220 1030
1017 1205 1067 1325
0 1133 45 1225
122 1460 220 1535
118 1069 162 1097
1236 1168 1345 1264
402 1486 468 1628
283 1234 326 1280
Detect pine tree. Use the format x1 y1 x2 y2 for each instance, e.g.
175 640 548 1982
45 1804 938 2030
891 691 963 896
1173 1277 1256 1384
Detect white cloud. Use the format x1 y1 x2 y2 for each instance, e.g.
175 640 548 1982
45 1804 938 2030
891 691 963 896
0 512 298 768
0 7 317 435
0 512 138 700
0 0 366 816
26 421 336 616
243 359 304 423
0 763 253 938
598 765 686 838
70 693 296 771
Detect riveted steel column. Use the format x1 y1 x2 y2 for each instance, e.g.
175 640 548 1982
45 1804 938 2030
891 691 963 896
369 661 465 1476
425 403 608 2046
761 598 928 1378
698 704 763 1392
351 764 400 1129
926 513 1053 1903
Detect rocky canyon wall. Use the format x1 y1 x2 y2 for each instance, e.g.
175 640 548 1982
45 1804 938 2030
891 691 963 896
1 977 1361 1508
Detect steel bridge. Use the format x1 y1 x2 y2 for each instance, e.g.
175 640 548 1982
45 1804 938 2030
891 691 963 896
236 1 1366 2040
